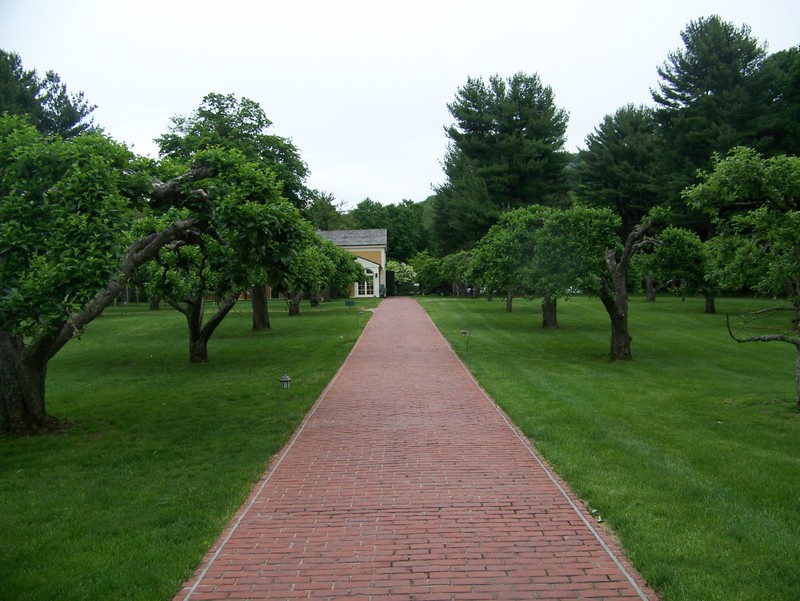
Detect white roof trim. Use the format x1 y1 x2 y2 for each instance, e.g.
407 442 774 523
356 256 381 270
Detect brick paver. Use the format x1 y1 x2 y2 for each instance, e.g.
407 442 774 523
174 297 659 601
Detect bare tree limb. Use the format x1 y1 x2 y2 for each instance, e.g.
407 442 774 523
725 313 800 347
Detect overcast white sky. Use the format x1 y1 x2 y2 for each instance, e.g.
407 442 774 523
1 1 798 208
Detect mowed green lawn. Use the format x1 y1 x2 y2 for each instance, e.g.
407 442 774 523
2 295 798 601
0 299 377 601
423 294 799 601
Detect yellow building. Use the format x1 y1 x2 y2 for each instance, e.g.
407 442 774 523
318 229 387 298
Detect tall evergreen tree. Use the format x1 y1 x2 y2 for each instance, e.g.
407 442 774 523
446 72 570 211
434 72 569 253
304 191 352 231
0 49 95 138
432 148 497 255
576 104 665 237
652 15 768 205
757 46 800 156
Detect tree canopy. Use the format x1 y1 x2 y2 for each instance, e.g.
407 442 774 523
138 148 308 361
0 116 143 341
0 49 95 138
471 207 544 311
431 149 497 255
652 15 770 203
0 114 309 431
684 146 800 301
637 226 712 300
156 92 310 209
433 72 570 252
1 116 154 431
282 235 362 315
446 72 570 210
576 104 664 236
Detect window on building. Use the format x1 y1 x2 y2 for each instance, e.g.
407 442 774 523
358 268 375 296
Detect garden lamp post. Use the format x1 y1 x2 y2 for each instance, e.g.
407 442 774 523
460 328 470 351
271 367 292 419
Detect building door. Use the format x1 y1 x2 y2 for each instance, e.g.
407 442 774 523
357 268 375 296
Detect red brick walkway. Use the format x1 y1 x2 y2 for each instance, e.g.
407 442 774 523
174 297 658 601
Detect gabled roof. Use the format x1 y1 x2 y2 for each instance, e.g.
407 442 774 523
318 229 387 247
354 256 381 269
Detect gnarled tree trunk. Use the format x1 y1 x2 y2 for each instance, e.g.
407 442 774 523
251 285 270 330
705 295 716 314
644 275 656 302
1 332 53 434
185 298 208 363
288 293 303 316
599 291 632 360
173 294 238 363
598 217 657 361
541 295 559 329
505 288 513 312
599 250 634 361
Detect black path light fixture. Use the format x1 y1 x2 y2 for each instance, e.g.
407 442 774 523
271 366 292 419
357 309 365 328
460 328 470 351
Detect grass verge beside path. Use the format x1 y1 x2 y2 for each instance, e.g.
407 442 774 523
423 295 800 601
0 299 378 601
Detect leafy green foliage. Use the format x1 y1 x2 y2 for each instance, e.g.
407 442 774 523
528 206 621 298
386 260 416 286
282 234 362 302
434 72 570 252
0 116 137 336
684 146 800 404
348 197 386 229
757 46 800 156
304 191 353 231
471 207 545 299
439 250 475 297
469 205 620 309
431 149 497 254
384 200 428 261
348 198 427 261
156 92 310 208
638 226 712 296
136 147 309 357
410 251 445 295
684 147 800 301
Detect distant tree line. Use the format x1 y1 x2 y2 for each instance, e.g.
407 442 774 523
308 15 798 282
3 13 800 432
